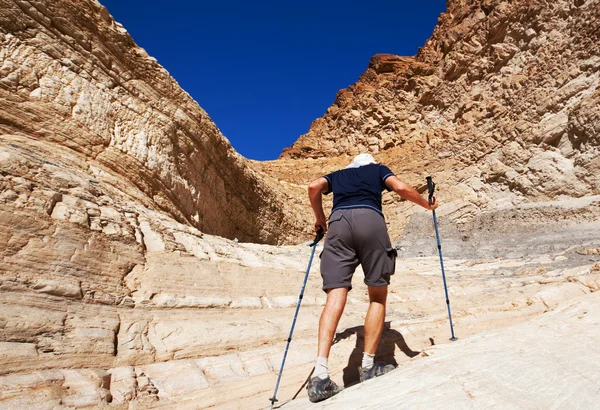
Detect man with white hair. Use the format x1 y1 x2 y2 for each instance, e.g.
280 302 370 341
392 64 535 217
306 153 438 402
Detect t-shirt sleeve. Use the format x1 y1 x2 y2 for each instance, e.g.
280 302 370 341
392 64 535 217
323 173 333 195
379 165 395 191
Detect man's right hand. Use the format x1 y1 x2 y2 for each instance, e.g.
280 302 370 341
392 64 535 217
427 196 439 211
385 176 440 211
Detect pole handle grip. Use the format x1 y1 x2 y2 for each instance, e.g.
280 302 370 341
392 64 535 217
426 176 435 206
310 227 324 247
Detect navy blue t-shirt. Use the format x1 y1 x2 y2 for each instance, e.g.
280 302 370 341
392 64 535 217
323 164 395 217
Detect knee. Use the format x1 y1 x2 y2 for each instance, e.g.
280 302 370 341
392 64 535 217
326 287 348 309
368 286 388 304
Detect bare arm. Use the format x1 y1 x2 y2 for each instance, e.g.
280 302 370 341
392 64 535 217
308 177 329 233
385 176 438 210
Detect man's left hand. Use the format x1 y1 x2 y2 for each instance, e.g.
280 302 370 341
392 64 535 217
315 218 328 234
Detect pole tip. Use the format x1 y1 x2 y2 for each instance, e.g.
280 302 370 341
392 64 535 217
450 337 458 342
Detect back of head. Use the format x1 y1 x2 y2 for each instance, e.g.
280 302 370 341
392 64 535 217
346 153 377 169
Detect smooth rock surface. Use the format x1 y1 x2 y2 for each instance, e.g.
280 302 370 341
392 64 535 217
283 292 600 409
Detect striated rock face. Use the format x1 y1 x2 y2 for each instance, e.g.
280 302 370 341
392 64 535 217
282 0 600 208
0 1 309 405
0 0 304 245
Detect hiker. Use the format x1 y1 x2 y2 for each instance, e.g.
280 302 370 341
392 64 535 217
306 153 438 402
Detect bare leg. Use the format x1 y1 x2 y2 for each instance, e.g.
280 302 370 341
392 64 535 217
363 286 387 355
309 291 347 400
317 287 349 358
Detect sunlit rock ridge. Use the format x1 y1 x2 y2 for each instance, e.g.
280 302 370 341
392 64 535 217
283 0 599 207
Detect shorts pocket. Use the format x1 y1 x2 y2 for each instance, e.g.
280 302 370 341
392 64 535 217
385 247 397 275
327 211 343 226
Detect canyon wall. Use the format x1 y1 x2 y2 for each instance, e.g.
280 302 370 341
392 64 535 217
0 0 304 245
282 0 599 213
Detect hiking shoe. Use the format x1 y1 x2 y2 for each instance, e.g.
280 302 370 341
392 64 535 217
307 375 344 403
359 363 396 382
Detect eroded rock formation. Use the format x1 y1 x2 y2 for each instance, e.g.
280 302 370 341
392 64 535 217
282 0 600 231
0 0 304 245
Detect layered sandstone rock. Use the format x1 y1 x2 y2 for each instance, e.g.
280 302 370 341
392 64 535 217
2 233 598 409
0 0 305 245
281 0 600 237
0 0 310 406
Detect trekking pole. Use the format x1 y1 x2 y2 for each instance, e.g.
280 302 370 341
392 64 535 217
269 228 325 409
426 176 457 342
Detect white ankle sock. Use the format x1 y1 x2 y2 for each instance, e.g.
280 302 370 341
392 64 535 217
362 352 375 370
314 356 328 379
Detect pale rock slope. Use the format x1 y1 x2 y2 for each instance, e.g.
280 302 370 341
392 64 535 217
2 238 598 409
283 291 600 409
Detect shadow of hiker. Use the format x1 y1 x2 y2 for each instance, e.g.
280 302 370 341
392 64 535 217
333 321 420 387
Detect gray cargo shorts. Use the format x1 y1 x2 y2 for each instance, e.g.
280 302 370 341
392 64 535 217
320 208 397 292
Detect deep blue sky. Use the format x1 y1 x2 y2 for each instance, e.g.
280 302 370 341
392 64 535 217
101 1 446 160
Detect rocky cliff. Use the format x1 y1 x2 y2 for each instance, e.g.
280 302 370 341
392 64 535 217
0 0 304 245
282 0 600 230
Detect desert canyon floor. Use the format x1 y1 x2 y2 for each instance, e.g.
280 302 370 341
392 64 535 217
2 203 599 409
